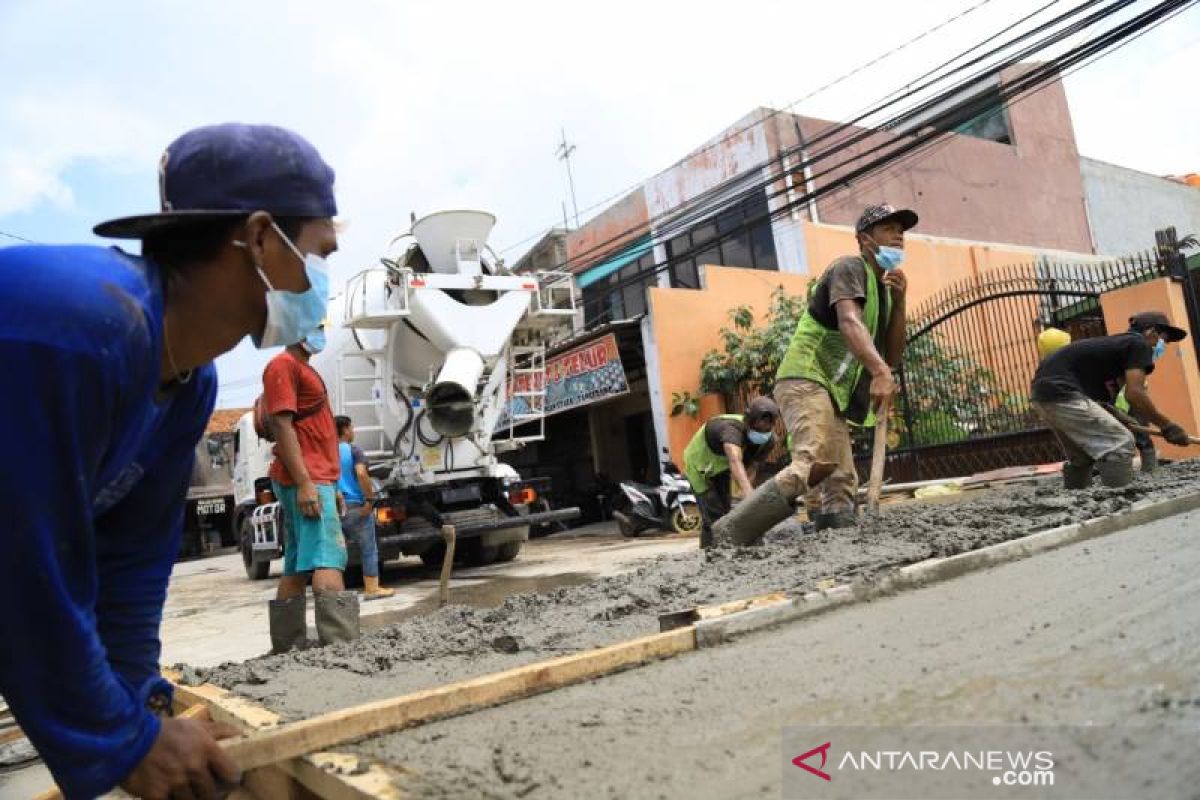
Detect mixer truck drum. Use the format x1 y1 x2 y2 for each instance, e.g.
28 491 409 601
427 384 475 438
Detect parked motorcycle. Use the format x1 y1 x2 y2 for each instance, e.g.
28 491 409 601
613 452 702 536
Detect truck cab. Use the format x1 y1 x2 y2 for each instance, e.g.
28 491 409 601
231 411 283 579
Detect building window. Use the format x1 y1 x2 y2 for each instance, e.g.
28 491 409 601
953 88 1013 145
665 189 777 288
581 250 658 327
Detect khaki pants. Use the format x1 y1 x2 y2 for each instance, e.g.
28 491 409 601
773 379 857 514
1031 397 1135 465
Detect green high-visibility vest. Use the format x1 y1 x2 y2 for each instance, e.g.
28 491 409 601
775 257 889 427
683 414 743 494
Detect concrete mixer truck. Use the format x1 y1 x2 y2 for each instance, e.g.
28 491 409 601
234 210 581 579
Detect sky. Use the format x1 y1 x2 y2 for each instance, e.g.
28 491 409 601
2 0 1197 408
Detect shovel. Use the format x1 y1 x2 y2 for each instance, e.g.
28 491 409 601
1103 404 1200 445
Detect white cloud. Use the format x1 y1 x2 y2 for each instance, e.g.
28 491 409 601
1 0 1196 407
0 91 162 216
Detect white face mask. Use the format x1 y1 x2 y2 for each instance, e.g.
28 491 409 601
237 222 330 349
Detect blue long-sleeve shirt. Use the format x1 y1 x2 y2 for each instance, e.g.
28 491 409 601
0 244 217 799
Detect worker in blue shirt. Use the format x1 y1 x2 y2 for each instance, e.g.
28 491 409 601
0 123 339 799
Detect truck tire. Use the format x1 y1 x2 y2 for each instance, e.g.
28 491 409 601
419 544 446 569
240 517 270 581
495 540 522 563
462 540 499 567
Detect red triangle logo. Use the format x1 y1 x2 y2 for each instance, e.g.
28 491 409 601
792 741 832 781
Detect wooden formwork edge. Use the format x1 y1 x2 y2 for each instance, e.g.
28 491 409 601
692 490 1200 647
164 671 407 800
163 627 694 797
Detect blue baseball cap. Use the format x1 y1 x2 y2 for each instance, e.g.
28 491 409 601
94 123 337 238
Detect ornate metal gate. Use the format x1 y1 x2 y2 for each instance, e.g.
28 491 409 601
862 250 1169 482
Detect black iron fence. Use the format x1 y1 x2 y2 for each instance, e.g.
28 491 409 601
853 246 1175 482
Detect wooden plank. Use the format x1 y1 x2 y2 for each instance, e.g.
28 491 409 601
165 671 410 800
0 723 25 746
220 627 696 772
659 591 789 631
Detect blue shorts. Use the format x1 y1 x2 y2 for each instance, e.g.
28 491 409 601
273 481 347 575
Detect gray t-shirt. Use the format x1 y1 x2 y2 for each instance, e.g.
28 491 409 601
801 255 891 423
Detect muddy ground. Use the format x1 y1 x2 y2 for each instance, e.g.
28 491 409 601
183 460 1200 726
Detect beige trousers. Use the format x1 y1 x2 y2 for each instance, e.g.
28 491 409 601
773 379 858 513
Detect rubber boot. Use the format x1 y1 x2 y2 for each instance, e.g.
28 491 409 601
315 591 360 645
711 478 795 546
1097 454 1134 488
1061 459 1094 491
812 510 858 531
268 596 307 654
1139 447 1158 474
362 575 395 601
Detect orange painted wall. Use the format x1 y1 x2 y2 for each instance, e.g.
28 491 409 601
803 222 1071 403
649 266 810 464
1100 278 1200 460
649 223 1105 465
801 221 1058 309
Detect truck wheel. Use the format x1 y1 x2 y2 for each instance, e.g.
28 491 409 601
419 545 446 569
240 518 270 581
462 540 500 567
495 541 522 563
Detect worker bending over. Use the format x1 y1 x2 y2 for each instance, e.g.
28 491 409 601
683 397 779 548
1031 311 1191 489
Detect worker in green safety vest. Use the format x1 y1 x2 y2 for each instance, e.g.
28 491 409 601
713 203 917 545
683 397 780 548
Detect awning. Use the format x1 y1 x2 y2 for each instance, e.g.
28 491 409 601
577 238 655 289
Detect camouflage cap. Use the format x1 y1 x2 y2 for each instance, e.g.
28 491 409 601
855 203 918 234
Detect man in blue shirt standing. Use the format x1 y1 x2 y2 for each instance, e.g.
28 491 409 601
336 416 395 600
0 123 339 799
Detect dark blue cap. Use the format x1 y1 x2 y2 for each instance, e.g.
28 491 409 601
94 123 337 238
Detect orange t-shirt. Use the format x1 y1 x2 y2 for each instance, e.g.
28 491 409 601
262 351 339 486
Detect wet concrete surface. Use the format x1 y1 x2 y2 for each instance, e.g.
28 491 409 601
357 507 1200 798
161 521 695 668
360 573 595 632
186 461 1200 727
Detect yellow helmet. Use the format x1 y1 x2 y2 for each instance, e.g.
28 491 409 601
1037 327 1071 359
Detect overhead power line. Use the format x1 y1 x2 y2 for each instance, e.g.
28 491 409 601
0 229 37 244
498 0 1008 255
561 0 1121 273
571 0 1196 323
